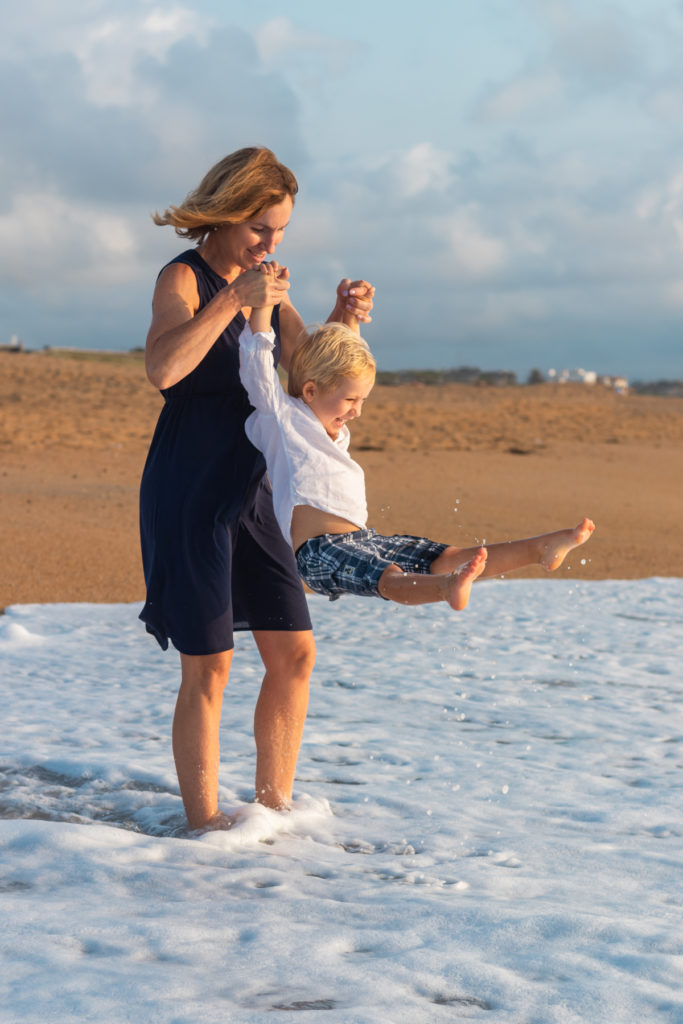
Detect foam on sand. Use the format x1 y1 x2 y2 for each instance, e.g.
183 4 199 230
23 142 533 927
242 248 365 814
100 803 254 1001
1 579 682 1022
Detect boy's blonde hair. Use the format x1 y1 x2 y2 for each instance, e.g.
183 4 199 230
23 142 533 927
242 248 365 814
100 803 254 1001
288 323 376 398
152 147 298 241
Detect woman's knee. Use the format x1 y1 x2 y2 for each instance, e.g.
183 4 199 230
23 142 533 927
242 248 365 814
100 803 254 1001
256 630 316 682
179 650 233 699
291 634 316 680
282 633 316 681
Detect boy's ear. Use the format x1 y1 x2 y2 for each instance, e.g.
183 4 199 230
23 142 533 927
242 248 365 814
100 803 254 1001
301 380 317 404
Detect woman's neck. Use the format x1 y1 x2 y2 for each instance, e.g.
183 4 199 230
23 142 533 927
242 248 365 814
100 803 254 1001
196 232 242 284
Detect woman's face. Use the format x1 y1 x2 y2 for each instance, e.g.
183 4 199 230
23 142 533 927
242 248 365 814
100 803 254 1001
219 195 293 271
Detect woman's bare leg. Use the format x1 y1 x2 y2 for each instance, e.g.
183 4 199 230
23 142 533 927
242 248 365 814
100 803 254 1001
378 547 488 611
252 630 316 810
430 518 595 579
174 650 233 830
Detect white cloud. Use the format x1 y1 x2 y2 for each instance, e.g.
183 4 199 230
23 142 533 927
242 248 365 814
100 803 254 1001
0 6 306 205
255 15 354 75
634 169 683 257
71 6 209 107
672 218 683 253
444 205 506 278
392 144 454 199
476 1 640 125
0 191 138 290
477 68 563 121
465 288 550 331
283 200 340 258
257 16 319 63
3 3 210 108
647 86 683 122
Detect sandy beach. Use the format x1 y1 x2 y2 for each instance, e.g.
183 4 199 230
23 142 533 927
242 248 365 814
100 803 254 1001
2 349 682 608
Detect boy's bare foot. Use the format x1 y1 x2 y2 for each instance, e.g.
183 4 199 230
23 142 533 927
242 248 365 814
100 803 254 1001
540 518 595 572
446 546 487 611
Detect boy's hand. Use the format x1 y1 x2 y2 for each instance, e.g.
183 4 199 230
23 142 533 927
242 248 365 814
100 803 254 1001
255 261 288 290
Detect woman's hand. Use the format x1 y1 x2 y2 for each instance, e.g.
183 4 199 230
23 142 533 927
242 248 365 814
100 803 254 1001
248 263 290 333
231 263 291 310
334 278 375 324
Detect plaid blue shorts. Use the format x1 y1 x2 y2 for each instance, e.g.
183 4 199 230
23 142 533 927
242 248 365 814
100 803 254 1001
295 528 448 601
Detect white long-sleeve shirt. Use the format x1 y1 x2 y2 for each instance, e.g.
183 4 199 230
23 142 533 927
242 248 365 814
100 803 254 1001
238 324 368 547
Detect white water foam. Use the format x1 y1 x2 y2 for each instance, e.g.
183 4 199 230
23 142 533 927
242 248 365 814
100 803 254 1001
1 579 681 1022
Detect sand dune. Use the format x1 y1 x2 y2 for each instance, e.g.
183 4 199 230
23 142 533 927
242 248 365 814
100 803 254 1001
2 350 682 607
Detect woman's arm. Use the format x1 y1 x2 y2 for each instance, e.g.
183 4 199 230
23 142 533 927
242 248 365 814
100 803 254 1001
145 262 290 390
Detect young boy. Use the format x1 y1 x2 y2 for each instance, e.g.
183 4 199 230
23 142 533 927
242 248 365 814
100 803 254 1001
239 264 595 612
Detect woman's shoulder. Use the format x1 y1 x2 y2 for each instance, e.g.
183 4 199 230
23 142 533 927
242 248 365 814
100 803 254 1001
154 250 196 285
157 249 204 281
152 257 201 312
156 249 228 311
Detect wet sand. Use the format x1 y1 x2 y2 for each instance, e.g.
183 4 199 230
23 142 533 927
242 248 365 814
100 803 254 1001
2 349 682 607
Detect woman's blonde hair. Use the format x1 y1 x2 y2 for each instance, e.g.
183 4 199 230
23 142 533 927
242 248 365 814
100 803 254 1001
288 323 376 398
152 147 298 240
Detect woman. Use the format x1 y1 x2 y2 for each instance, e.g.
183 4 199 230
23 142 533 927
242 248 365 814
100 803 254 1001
139 147 374 830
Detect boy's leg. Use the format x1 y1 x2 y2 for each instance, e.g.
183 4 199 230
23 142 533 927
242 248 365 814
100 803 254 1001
378 547 487 611
429 518 595 579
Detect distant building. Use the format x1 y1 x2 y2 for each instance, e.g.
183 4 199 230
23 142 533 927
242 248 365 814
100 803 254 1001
548 367 627 392
1 334 24 353
597 374 629 394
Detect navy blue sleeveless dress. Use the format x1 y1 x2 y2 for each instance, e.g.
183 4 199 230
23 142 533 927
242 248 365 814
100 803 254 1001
139 250 312 654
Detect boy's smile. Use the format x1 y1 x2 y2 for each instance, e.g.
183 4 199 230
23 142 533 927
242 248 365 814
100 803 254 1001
302 373 375 440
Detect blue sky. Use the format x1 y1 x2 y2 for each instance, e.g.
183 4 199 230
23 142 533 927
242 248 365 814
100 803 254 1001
2 0 683 380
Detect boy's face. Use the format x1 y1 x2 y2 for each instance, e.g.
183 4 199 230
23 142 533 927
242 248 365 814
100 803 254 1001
303 373 375 440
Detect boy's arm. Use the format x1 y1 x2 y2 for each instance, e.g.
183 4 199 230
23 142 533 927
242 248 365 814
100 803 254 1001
238 323 287 420
239 266 287 418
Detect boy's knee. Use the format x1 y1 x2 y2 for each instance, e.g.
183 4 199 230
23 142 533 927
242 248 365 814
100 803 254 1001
377 563 404 599
429 545 461 574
